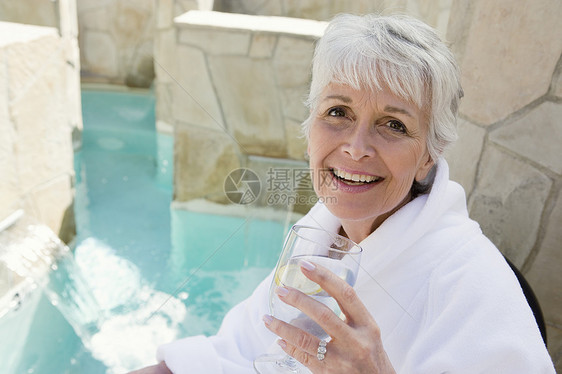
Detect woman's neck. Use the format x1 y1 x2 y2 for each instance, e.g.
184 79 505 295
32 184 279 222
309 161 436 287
338 192 413 243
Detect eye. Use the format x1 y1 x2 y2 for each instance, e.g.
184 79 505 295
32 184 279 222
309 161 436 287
327 107 346 117
387 120 407 133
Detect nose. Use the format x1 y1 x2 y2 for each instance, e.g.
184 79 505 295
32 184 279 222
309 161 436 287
342 123 375 161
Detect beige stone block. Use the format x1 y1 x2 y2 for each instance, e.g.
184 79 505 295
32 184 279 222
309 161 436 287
177 27 250 56
451 0 562 125
9 54 73 193
552 63 562 98
76 0 104 13
405 0 452 37
174 125 240 203
174 0 203 15
29 175 74 239
249 32 277 58
279 86 309 123
3 29 60 102
283 0 332 20
444 118 486 194
110 0 153 47
490 102 562 174
208 55 286 157
245 156 313 212
172 45 225 129
0 0 58 27
58 0 78 38
274 35 314 88
156 82 174 129
468 145 551 268
0 47 9 125
64 38 83 133
156 0 174 29
526 193 562 327
175 10 326 37
154 28 176 84
82 30 119 77
285 118 308 161
0 50 20 224
64 35 81 71
331 0 385 15
77 6 108 31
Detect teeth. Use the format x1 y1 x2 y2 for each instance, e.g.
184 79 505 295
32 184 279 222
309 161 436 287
333 169 378 183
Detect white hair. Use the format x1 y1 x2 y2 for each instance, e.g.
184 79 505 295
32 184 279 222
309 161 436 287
302 13 463 162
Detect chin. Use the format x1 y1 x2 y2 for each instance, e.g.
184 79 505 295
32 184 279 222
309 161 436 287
322 197 376 221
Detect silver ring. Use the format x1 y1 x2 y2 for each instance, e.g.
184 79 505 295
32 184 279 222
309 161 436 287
317 340 327 361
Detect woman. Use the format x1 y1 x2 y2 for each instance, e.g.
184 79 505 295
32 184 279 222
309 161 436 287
132 13 554 373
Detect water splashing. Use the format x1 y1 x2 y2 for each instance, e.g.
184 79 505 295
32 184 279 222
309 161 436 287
0 213 102 341
0 213 187 373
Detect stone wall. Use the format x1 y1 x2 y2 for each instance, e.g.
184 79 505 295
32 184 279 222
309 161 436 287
444 0 562 368
77 0 156 87
0 0 80 243
213 0 452 36
169 11 324 213
79 0 451 89
154 0 214 133
0 21 78 243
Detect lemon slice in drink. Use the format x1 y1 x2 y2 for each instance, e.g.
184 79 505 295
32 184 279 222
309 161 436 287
275 263 323 295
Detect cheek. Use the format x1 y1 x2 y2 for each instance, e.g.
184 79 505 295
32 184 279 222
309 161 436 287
307 127 331 164
381 142 427 182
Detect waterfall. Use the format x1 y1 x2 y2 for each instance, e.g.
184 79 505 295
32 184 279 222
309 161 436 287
0 210 187 373
0 211 103 343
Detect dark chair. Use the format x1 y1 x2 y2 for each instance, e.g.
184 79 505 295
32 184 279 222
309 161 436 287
503 255 547 346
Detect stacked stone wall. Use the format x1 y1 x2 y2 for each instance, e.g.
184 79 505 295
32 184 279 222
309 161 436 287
0 0 80 243
168 11 324 213
213 0 452 36
445 0 562 368
77 0 156 87
0 22 77 242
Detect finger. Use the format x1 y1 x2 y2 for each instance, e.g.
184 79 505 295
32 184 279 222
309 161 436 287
263 314 321 356
300 260 373 327
278 339 324 371
273 285 354 342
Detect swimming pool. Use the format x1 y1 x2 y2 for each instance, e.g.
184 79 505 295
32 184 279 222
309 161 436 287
4 87 294 373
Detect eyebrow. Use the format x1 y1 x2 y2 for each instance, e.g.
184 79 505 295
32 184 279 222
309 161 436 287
322 95 414 118
383 105 413 118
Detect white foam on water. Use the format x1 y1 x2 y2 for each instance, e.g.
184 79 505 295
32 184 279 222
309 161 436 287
74 238 187 373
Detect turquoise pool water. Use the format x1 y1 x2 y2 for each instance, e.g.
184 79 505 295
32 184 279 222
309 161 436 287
9 88 289 373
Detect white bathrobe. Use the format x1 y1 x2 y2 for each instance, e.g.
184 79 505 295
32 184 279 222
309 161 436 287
157 159 555 373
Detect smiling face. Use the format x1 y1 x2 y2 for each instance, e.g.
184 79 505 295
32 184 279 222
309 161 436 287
307 83 434 242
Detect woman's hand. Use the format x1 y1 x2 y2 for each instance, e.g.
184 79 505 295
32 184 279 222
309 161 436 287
127 361 172 374
263 261 396 374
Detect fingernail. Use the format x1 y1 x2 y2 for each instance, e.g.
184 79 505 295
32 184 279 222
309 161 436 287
276 286 289 297
263 314 273 326
277 339 287 348
300 260 316 271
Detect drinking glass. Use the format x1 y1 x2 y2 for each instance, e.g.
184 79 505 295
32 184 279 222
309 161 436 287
254 225 362 373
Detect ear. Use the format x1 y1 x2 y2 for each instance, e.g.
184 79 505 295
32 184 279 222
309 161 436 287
415 153 435 182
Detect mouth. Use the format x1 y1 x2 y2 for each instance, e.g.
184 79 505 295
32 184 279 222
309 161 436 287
330 168 383 186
